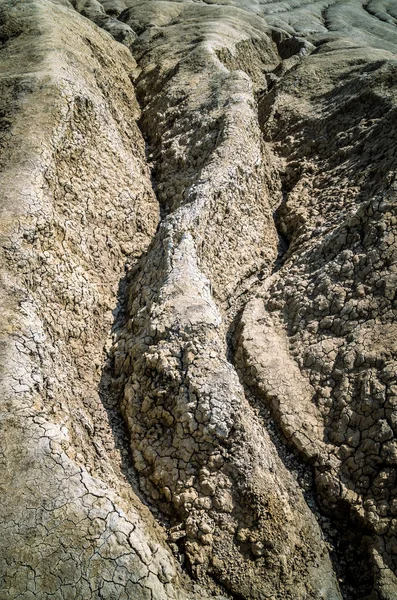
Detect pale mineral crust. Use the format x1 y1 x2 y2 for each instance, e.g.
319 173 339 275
0 0 396 599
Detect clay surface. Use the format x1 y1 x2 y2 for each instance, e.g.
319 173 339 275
0 0 396 598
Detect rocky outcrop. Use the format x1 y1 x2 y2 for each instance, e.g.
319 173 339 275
1 0 396 599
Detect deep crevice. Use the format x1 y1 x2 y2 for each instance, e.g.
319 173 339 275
97 274 152 506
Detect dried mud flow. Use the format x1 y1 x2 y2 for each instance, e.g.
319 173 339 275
0 0 397 598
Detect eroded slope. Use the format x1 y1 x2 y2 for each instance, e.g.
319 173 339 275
0 1 212 598
1 0 397 599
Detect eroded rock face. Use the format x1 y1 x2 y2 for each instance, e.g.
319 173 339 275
1 0 397 598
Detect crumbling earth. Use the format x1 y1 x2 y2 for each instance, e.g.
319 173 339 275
0 0 396 598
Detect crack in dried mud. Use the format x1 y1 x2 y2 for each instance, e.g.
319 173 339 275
1 0 397 598
68 3 397 598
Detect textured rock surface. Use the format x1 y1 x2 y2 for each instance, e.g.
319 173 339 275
1 0 397 598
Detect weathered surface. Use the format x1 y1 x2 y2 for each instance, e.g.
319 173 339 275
0 1 210 598
1 0 397 598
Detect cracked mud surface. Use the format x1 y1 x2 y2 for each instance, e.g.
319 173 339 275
1 0 397 598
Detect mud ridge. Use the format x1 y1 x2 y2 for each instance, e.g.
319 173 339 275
1 0 397 598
